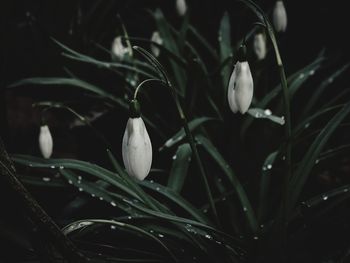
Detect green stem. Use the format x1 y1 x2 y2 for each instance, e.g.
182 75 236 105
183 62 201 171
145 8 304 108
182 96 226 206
133 79 161 100
268 24 291 256
168 82 220 226
132 46 220 225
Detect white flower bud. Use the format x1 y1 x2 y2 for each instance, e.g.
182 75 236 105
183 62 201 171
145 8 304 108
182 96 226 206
272 1 287 32
227 61 254 114
176 0 187 16
39 125 53 159
253 33 267 60
150 31 163 57
111 36 129 60
122 117 152 180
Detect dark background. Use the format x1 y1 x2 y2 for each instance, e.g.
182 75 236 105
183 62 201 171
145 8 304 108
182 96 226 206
1 0 349 146
0 0 349 262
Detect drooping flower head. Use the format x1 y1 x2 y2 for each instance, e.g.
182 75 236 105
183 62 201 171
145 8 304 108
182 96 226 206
272 1 287 32
150 31 163 57
111 36 130 60
39 125 53 159
253 32 267 60
227 44 254 114
122 100 152 180
176 0 187 16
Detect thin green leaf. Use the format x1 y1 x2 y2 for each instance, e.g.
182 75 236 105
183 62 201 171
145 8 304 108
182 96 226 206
247 108 285 125
140 180 211 225
8 77 128 109
219 12 233 89
301 63 350 118
11 155 142 201
160 117 219 150
188 25 219 60
60 169 138 215
63 219 179 262
289 103 350 211
167 143 192 193
195 135 258 233
258 151 278 222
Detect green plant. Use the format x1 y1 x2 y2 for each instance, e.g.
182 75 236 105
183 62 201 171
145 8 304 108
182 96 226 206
6 0 350 262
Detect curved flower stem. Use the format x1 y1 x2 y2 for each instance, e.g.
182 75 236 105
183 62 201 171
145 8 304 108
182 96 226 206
133 79 163 100
132 46 220 225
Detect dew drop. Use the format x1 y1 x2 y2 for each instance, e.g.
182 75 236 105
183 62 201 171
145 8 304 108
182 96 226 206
77 176 82 181
50 165 56 169
156 187 160 191
344 189 349 193
130 80 136 87
42 177 51 182
110 225 116 230
328 77 334 83
243 207 248 212
304 123 310 128
253 236 259 240
322 195 328 201
267 164 273 170
172 155 177 160
78 188 83 192
127 216 132 220
59 166 64 170
309 70 315 76
68 180 73 184
264 109 272 116
158 233 164 238
110 201 117 207
99 197 104 201
205 234 212 239
315 159 320 164
299 73 305 79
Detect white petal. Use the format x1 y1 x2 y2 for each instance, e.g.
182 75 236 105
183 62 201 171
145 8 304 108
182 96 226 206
176 0 187 16
150 31 163 57
111 36 128 60
39 125 53 159
272 1 287 32
234 62 254 114
122 118 152 180
227 66 239 113
253 33 267 60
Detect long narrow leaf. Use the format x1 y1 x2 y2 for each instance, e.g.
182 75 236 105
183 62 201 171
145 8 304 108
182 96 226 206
289 103 350 211
195 135 258 233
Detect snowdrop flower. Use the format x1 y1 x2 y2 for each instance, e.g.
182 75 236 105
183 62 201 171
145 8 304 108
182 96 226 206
227 45 254 114
176 0 187 16
122 100 152 180
253 33 267 60
150 31 163 57
272 1 287 32
39 125 53 159
111 36 129 60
